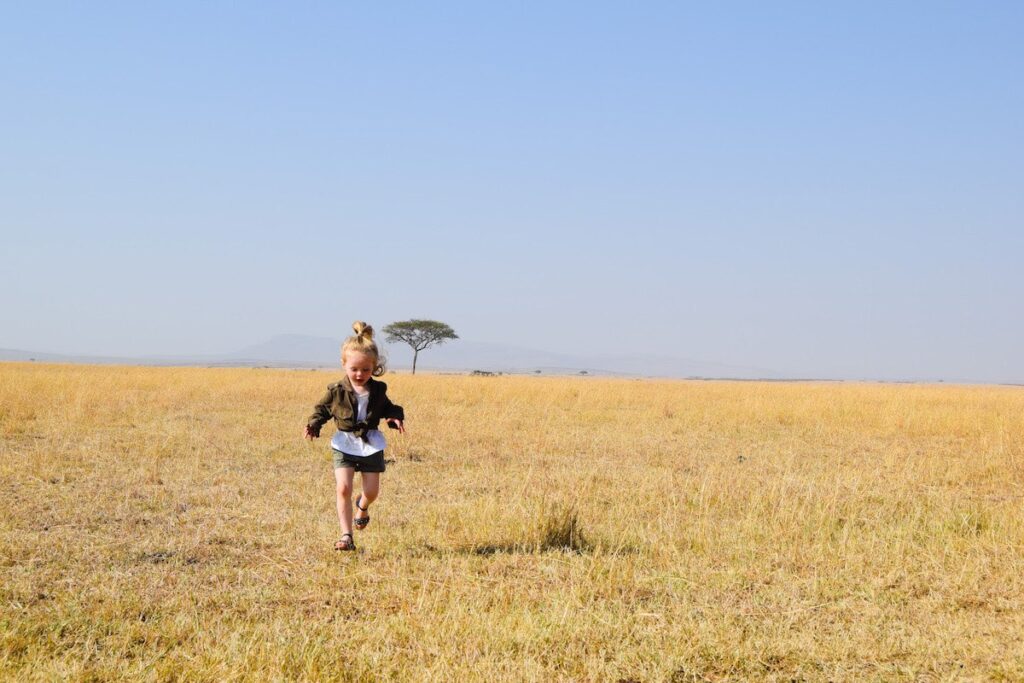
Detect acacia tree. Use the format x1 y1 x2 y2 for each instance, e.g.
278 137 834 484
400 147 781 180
383 319 459 374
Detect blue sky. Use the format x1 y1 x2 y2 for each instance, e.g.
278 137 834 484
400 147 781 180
2 2 1022 382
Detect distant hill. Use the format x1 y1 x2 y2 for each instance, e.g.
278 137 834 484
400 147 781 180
227 334 340 365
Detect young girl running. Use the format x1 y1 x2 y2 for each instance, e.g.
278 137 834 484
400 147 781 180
305 322 405 551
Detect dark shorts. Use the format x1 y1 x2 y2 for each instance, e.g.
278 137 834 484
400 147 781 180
332 449 386 473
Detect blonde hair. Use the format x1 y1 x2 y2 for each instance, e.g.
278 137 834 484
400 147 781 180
341 321 386 376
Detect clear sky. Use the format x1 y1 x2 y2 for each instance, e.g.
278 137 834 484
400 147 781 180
2 2 1022 382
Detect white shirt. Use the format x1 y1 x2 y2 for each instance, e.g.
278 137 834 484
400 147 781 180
329 391 386 456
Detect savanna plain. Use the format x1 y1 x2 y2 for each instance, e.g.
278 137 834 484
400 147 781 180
2 362 1023 682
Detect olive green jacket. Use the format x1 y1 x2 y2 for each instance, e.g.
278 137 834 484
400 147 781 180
306 376 404 439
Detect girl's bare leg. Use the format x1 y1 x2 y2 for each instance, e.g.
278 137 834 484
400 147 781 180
334 467 356 536
358 472 381 512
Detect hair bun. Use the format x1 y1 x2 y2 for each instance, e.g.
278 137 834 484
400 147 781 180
351 321 374 341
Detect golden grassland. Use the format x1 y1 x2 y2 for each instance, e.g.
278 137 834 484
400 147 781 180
2 362 1023 682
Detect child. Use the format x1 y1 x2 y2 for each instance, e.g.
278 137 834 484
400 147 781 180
305 321 405 551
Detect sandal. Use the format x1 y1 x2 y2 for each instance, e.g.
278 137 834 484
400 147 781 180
334 533 355 551
354 495 370 531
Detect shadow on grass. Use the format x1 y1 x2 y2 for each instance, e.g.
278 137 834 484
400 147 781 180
453 538 641 557
466 541 589 556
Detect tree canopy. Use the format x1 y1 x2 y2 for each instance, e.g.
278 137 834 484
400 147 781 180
383 319 459 374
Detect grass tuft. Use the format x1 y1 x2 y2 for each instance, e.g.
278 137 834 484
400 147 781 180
535 502 590 553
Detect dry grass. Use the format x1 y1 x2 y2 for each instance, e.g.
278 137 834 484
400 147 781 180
2 362 1023 681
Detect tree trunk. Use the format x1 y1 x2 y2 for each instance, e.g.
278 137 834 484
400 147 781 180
412 350 418 375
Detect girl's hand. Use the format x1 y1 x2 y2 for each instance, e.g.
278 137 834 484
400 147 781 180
386 418 405 434
304 425 320 440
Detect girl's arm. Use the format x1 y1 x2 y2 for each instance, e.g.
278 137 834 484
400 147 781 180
382 394 406 434
305 387 334 439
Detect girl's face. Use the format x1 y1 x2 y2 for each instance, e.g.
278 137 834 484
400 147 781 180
343 351 375 388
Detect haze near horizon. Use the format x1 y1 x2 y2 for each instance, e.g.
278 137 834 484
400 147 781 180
2 3 1022 384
